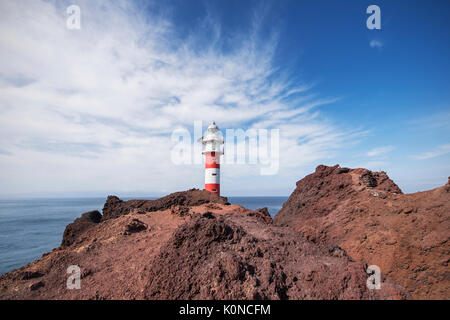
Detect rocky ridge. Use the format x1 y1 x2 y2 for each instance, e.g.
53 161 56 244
274 165 450 299
0 188 406 300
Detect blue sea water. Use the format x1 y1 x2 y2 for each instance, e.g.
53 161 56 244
0 196 287 275
228 196 287 217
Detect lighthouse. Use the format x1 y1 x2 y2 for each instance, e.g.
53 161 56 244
198 121 224 195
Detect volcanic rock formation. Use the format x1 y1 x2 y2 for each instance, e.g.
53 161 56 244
61 210 102 247
0 189 406 300
273 165 450 299
102 188 229 220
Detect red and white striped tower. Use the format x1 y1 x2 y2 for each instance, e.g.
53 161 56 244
199 121 224 195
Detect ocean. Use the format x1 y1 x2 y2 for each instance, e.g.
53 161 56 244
0 196 287 275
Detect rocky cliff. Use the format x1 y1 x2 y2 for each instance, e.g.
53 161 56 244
0 188 406 300
273 165 450 299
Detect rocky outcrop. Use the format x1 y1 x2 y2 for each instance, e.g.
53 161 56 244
123 219 147 235
145 212 405 300
256 207 271 220
0 190 407 300
102 189 229 220
273 165 450 299
61 210 102 247
274 165 402 227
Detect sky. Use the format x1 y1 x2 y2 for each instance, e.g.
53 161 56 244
0 0 449 197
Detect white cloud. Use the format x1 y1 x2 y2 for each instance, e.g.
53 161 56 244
367 145 394 157
369 39 383 49
0 0 362 196
413 144 450 160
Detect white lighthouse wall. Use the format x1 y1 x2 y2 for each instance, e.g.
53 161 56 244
205 168 220 184
203 143 223 154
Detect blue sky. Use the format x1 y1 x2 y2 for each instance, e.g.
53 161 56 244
0 0 449 197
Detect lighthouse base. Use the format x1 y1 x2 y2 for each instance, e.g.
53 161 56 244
205 183 220 195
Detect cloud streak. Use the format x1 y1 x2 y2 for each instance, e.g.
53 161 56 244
367 145 394 157
0 0 362 195
413 144 450 160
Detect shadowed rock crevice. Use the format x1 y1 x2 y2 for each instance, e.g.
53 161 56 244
124 219 147 235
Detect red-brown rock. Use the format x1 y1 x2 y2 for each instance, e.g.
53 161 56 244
273 165 450 299
144 212 405 300
0 191 407 300
61 210 102 247
102 189 229 220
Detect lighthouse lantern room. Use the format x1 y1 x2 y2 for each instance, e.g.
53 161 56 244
198 121 224 195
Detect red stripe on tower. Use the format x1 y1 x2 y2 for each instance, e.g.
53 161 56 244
205 183 220 194
205 152 220 168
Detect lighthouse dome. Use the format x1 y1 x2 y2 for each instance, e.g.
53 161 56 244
203 121 224 144
200 121 224 154
207 121 218 130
